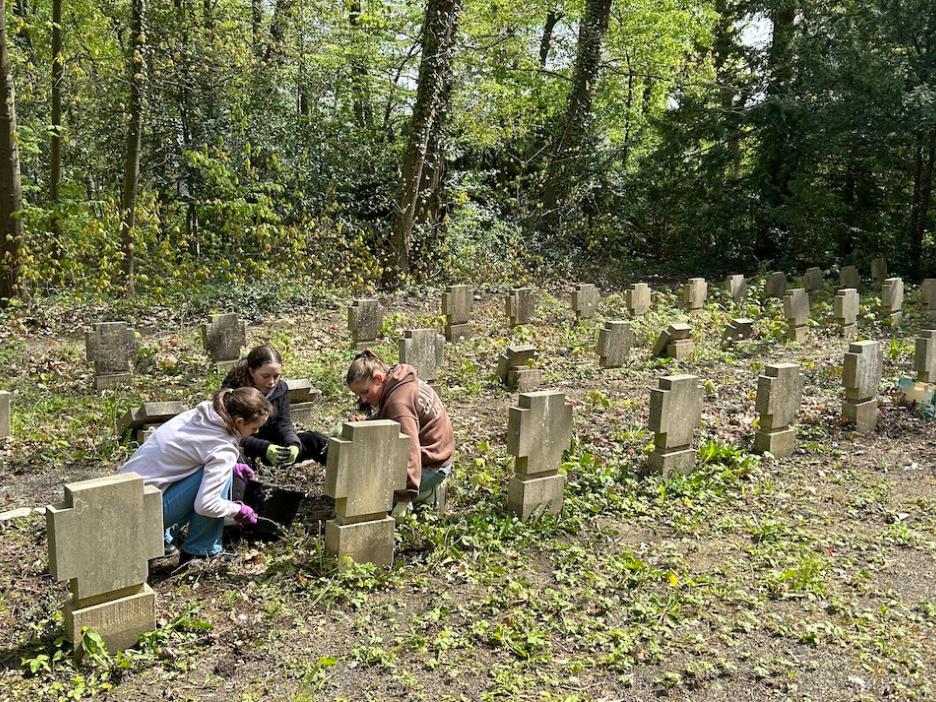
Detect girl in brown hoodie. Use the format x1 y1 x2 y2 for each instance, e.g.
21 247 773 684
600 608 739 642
346 351 454 520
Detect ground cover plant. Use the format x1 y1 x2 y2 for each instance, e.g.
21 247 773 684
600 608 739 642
0 278 934 701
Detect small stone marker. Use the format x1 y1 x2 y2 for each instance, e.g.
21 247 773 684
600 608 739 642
0 390 9 438
725 274 747 303
506 391 572 518
682 278 707 312
118 401 189 444
285 378 319 426
842 340 883 432
723 318 754 344
85 322 137 390
647 374 703 476
833 288 859 340
871 258 887 287
651 323 694 360
753 363 803 458
839 266 860 289
200 313 246 371
597 321 634 368
783 288 810 342
914 331 936 383
46 473 163 657
880 277 903 325
765 272 787 299
803 267 824 293
626 282 651 316
348 299 384 350
571 283 599 320
399 329 446 383
324 421 408 568
442 285 473 342
496 344 540 391
920 279 936 310
506 287 535 326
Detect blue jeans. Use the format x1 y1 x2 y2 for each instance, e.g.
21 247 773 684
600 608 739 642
162 469 231 557
416 465 452 504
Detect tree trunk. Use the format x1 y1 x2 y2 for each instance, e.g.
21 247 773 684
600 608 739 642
349 0 373 129
386 0 462 285
49 0 63 241
540 0 613 238
910 131 936 276
712 0 740 175
539 9 562 67
120 0 146 293
265 0 297 64
251 0 263 53
0 0 25 303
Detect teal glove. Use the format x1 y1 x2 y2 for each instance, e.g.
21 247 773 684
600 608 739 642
265 443 299 466
391 501 412 525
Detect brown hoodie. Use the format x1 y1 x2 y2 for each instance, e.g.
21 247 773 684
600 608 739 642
376 364 454 500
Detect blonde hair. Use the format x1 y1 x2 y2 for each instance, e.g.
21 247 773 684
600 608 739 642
346 350 388 386
211 387 271 436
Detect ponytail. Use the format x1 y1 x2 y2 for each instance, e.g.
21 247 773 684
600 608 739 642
346 350 388 386
212 387 271 437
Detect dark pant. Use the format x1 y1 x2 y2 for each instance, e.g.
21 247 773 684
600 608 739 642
297 431 328 465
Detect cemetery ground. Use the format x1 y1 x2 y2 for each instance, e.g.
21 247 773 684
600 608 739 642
0 282 934 702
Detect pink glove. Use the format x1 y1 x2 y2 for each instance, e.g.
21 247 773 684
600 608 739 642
233 463 256 483
233 501 258 526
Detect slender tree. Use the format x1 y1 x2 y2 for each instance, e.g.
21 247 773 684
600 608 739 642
0 0 24 303
539 8 562 67
49 0 63 241
120 0 146 292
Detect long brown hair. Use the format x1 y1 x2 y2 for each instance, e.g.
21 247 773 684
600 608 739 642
224 345 284 389
211 387 271 436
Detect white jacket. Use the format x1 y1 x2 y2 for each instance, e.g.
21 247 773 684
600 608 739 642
120 401 241 519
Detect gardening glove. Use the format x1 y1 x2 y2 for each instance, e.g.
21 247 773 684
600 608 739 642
283 444 300 466
232 463 256 483
391 501 412 525
265 443 293 466
233 501 258 527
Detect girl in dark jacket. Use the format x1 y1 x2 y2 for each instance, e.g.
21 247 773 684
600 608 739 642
221 345 328 467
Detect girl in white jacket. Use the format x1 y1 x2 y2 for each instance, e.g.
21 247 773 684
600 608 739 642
121 387 271 563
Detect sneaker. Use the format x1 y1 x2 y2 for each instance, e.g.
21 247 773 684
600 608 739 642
163 543 179 558
177 549 241 566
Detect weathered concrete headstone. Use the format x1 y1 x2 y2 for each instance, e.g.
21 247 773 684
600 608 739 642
507 391 573 518
442 285 473 342
783 288 810 342
496 344 540 391
920 279 936 310
766 272 787 299
506 287 535 326
597 321 634 368
651 323 694 360
839 266 860 289
833 288 859 340
725 275 747 303
85 322 137 390
200 314 246 371
571 284 599 320
753 363 803 457
880 277 904 325
46 473 163 657
285 378 320 426
871 258 887 288
118 401 189 444
626 282 651 316
682 278 707 312
914 330 936 383
803 267 824 293
0 390 9 438
842 340 883 433
324 421 408 568
348 299 384 350
399 329 446 383
647 375 703 476
723 318 754 344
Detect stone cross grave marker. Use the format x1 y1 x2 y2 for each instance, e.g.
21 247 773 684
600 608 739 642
843 340 883 432
783 288 810 342
47 473 163 657
753 363 803 458
442 285 473 342
571 283 599 320
496 343 540 392
399 329 446 383
725 274 747 303
834 288 859 340
803 267 824 293
285 378 319 426
324 421 408 567
597 321 634 368
914 330 936 383
118 401 189 444
652 322 694 360
0 390 9 438
348 299 384 350
921 279 936 311
723 318 754 345
766 272 787 299
626 282 651 316
871 258 887 287
880 277 903 325
200 313 246 371
648 374 703 476
683 278 707 312
839 265 860 289
506 287 534 326
85 322 137 390
507 391 573 518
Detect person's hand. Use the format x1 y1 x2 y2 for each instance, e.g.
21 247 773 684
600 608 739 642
233 501 258 527
265 444 293 466
232 463 256 482
283 444 300 466
391 501 412 525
